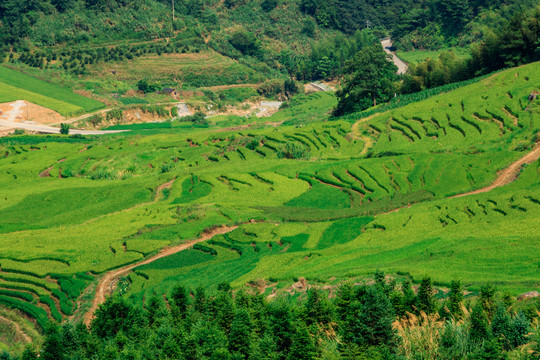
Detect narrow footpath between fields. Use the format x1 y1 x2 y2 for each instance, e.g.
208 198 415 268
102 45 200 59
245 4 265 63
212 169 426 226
84 225 238 326
0 315 31 343
452 143 540 198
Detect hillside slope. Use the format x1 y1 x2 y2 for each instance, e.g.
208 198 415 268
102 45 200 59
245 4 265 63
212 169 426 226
0 64 538 343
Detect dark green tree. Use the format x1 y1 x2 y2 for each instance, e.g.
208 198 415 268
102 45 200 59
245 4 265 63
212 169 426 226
21 345 38 360
469 302 490 343
288 321 317 360
270 299 295 356
479 284 496 319
334 45 397 116
342 286 397 350
91 295 145 338
170 284 189 319
261 0 278 12
401 278 417 314
60 123 70 135
447 280 464 317
147 295 167 326
41 324 64 360
417 276 436 314
229 31 260 57
228 308 253 359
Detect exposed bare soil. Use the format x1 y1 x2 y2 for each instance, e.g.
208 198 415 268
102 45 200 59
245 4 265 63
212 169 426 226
0 100 64 124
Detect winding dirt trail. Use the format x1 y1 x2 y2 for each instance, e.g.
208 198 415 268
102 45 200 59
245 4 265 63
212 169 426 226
84 225 238 326
381 143 540 216
452 143 540 198
0 315 32 343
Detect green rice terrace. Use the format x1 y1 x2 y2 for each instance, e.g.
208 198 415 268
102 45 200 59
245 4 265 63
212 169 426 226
0 62 539 342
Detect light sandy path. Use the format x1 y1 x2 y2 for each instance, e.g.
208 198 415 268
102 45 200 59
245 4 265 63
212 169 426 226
0 315 31 343
0 118 128 135
381 143 540 215
381 39 408 75
84 225 238 326
452 143 540 198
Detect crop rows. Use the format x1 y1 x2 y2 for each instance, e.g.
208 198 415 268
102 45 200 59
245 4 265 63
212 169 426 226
0 266 92 328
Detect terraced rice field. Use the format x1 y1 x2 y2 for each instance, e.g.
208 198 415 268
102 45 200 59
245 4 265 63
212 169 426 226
0 62 538 332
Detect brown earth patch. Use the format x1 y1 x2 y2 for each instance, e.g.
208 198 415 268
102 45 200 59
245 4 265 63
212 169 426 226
0 101 64 124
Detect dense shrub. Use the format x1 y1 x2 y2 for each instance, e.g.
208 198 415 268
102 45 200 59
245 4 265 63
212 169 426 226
277 142 311 160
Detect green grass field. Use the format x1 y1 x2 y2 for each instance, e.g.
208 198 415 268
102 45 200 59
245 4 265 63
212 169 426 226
397 47 470 64
0 66 104 116
0 62 538 337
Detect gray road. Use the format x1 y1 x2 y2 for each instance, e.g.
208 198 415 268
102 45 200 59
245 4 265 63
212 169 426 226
381 38 408 75
0 119 127 135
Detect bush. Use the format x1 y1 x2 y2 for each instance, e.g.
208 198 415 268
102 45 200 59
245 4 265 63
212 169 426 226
277 142 311 159
106 109 123 122
182 112 207 125
229 31 260 57
137 79 160 94
60 123 70 135
257 79 284 97
261 0 278 12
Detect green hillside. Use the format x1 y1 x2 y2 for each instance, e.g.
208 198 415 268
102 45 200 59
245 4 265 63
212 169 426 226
0 66 105 115
0 63 538 344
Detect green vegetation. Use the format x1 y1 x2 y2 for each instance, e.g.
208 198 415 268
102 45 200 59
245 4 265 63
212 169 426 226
0 66 104 116
19 273 540 360
0 1 539 354
0 65 537 338
397 47 470 64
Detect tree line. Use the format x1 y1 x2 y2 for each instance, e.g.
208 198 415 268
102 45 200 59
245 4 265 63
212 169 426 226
3 271 539 360
335 8 539 116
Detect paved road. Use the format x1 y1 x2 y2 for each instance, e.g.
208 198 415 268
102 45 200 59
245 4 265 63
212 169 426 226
0 119 127 135
381 39 408 75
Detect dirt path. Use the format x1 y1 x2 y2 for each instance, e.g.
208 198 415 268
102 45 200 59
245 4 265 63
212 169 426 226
198 83 261 91
84 225 238 326
0 315 32 343
452 143 540 198
381 39 408 75
379 143 540 216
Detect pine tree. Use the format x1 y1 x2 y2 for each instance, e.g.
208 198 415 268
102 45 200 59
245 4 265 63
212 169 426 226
342 286 397 350
194 286 207 314
417 276 436 314
479 285 496 319
491 303 512 349
448 280 464 318
288 322 317 360
469 302 490 343
41 324 64 360
509 312 530 349
335 282 354 322
302 288 334 327
270 299 295 356
170 284 189 319
401 278 417 314
228 308 253 359
21 345 38 360
147 295 167 326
